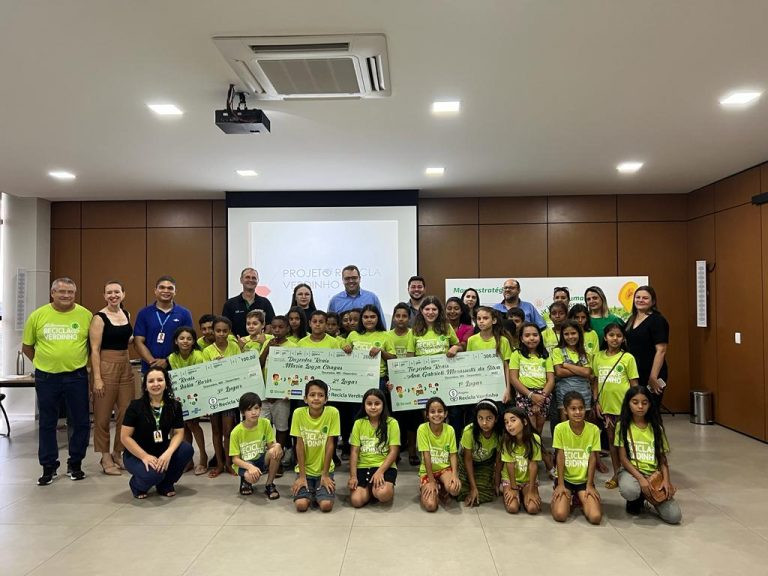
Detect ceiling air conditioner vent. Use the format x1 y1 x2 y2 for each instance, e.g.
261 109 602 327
213 34 391 100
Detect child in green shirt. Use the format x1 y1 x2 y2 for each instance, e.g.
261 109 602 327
239 309 272 353
457 399 501 507
417 396 461 512
230 392 283 499
500 406 542 515
290 380 340 512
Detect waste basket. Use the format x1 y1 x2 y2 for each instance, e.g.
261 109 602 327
690 390 714 424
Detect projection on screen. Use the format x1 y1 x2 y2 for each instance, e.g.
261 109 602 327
227 206 418 322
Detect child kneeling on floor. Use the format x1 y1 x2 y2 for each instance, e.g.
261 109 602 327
230 392 282 499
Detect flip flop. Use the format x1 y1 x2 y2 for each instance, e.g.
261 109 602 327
604 477 619 489
194 464 208 476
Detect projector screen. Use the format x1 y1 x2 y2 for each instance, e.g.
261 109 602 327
227 205 418 323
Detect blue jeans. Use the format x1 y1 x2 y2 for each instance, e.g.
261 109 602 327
124 442 194 496
35 368 90 468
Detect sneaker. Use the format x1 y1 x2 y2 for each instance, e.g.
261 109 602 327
68 462 86 481
626 497 644 516
37 467 58 486
281 447 293 468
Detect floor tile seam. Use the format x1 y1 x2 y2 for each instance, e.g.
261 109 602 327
478 510 502 576
611 520 662 576
336 510 356 576
179 503 243 576
688 487 754 530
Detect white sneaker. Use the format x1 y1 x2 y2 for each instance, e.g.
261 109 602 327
281 447 293 467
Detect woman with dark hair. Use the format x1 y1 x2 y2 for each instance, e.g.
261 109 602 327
625 286 669 409
445 297 474 346
120 367 193 499
290 283 316 317
461 288 481 325
584 286 623 346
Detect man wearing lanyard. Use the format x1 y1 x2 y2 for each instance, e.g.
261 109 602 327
134 276 194 372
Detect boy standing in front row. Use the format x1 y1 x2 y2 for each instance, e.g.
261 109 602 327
290 380 340 512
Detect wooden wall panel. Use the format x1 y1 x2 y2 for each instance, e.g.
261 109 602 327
147 200 212 228
212 227 228 316
478 197 547 224
213 200 227 227
547 223 617 276
713 167 760 212
618 222 689 411
50 229 81 293
418 225 478 301
548 195 616 223
478 224 547 277
714 204 765 439
687 185 715 220
617 194 687 222
419 198 478 225
51 202 81 229
686 216 718 401
80 229 147 315
81 201 146 228
146 228 213 325
763 204 768 440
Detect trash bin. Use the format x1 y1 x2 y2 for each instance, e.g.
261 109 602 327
690 390 714 425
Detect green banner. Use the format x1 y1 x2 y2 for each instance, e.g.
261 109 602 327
169 350 265 421
264 347 380 403
387 350 506 411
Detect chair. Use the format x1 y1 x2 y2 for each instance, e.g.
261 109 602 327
0 393 9 437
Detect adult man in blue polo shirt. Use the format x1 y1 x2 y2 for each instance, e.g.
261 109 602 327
328 264 384 318
493 278 546 329
134 275 193 372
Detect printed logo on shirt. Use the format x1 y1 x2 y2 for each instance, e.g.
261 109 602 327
239 438 266 461
301 428 328 449
519 360 546 379
415 338 448 356
42 323 82 341
599 365 622 384
633 440 655 463
430 446 449 465
360 435 383 455
563 447 589 469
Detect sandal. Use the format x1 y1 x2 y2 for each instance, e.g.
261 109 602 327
208 466 224 479
240 478 253 496
158 487 176 497
134 491 148 500
194 463 208 476
101 460 122 476
604 477 619 489
264 482 280 500
111 452 125 470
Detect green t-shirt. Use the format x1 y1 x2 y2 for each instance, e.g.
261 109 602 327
501 433 543 483
509 350 553 390
590 314 624 345
287 335 301 345
541 328 560 354
466 333 513 362
229 418 275 471
196 337 214 350
349 417 401 469
592 351 639 415
243 334 273 353
388 328 413 357
297 334 341 349
22 304 92 373
417 422 457 475
552 421 601 484
459 423 499 462
290 406 341 476
202 340 241 361
583 330 599 356
412 326 459 356
615 422 669 476
551 347 592 383
168 349 205 370
346 330 395 376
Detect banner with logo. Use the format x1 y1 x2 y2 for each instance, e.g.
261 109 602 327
387 350 507 411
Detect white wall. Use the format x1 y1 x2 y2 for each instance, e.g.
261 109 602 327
1 194 51 418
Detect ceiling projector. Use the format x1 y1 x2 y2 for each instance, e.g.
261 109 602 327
215 85 271 133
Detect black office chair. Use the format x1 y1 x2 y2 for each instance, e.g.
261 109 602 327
0 393 9 437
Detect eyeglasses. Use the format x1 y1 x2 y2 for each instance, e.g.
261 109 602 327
502 286 515 290
343 276 360 282
553 286 569 293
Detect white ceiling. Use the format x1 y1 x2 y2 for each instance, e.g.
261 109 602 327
1 0 767 201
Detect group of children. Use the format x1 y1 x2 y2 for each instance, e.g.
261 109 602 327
158 291 680 523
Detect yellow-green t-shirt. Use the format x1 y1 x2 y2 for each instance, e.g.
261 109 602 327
542 328 560 353
411 326 459 356
22 304 92 373
290 406 341 476
501 433 543 483
509 350 553 390
168 349 205 370
466 333 513 362
417 422 457 475
592 351 639 415
349 417 401 469
287 334 301 345
615 422 669 476
196 337 214 350
297 334 341 349
243 334 274 353
202 340 241 361
459 423 499 463
388 328 413 357
229 418 275 472
346 330 395 376
551 347 592 382
583 330 599 356
552 421 601 484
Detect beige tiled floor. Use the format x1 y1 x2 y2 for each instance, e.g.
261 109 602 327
1 417 767 575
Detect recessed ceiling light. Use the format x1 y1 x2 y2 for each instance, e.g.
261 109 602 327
147 103 183 115
236 170 258 177
425 167 445 176
48 170 76 180
616 161 643 174
431 101 461 114
719 91 762 106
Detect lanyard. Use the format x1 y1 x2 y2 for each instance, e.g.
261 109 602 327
152 403 163 429
155 306 174 334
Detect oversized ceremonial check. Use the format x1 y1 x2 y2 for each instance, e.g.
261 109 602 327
387 350 507 411
265 347 379 402
169 350 265 421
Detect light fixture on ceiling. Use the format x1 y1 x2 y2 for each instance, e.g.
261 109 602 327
425 167 445 176
616 161 643 174
147 103 184 116
48 170 76 180
431 101 461 114
719 91 762 106
236 170 258 177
